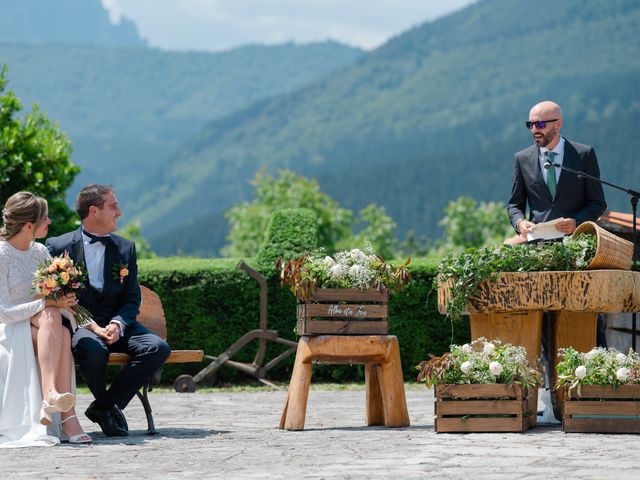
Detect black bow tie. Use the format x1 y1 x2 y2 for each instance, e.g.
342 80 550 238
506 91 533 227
82 229 112 246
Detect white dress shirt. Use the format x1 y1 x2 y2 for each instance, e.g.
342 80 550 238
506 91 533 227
538 136 565 187
81 230 124 335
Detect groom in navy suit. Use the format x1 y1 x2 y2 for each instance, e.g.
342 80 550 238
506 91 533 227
47 184 170 436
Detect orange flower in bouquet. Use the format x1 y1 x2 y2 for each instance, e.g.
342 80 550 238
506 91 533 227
33 251 93 327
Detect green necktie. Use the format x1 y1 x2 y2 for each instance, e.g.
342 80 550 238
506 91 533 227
545 151 558 198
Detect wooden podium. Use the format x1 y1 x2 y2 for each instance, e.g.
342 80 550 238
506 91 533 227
438 270 640 418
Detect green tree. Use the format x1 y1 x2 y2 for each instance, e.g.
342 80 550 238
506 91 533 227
0 65 78 236
433 196 513 254
222 169 354 256
117 221 157 259
341 204 397 260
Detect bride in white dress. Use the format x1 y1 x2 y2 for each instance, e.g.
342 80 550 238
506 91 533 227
0 192 91 447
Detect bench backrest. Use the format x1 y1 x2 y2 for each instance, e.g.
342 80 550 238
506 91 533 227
138 286 167 340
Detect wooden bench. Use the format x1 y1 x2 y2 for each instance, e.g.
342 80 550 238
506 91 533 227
106 286 204 434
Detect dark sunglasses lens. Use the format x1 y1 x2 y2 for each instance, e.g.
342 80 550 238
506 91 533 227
536 121 546 129
525 121 533 129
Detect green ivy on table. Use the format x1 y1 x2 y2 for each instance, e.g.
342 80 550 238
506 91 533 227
437 233 597 321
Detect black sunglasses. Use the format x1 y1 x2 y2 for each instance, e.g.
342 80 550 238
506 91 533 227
525 119 558 130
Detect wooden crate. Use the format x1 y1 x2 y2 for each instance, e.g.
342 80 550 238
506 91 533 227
296 288 388 335
563 385 640 433
435 384 537 433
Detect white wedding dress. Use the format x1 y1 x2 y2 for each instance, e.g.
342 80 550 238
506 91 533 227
0 240 61 448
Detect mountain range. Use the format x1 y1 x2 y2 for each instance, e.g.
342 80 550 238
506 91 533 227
134 0 640 255
1 0 639 256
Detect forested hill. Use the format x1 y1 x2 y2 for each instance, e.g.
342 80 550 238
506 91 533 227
135 0 640 256
0 41 363 204
0 0 145 46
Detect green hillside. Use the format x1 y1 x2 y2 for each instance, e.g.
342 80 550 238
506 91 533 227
0 41 362 205
136 0 640 256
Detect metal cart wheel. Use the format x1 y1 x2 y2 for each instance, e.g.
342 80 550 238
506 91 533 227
174 374 197 393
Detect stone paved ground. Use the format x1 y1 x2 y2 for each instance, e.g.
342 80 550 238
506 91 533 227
2 386 639 479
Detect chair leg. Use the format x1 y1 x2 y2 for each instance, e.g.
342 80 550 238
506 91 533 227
377 340 410 427
365 364 385 426
281 344 312 431
136 384 157 435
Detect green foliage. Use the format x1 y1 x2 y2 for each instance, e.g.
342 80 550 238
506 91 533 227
0 65 78 236
222 170 402 259
224 170 351 257
435 197 512 253
137 256 467 384
255 208 319 272
438 234 598 321
116 221 157 259
344 204 398 260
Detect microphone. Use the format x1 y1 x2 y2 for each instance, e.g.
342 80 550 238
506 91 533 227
543 161 560 170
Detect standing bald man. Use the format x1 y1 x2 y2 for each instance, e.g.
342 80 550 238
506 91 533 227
507 101 608 420
508 100 606 236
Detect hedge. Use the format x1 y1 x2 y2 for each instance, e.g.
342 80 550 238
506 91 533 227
137 257 471 385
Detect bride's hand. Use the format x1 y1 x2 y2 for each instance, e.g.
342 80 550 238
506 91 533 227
45 293 78 309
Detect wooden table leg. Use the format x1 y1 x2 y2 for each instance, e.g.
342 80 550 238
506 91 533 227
377 338 410 427
549 311 597 420
470 310 544 424
281 340 313 431
365 364 385 426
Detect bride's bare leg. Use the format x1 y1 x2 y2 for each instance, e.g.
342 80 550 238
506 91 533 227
31 307 68 399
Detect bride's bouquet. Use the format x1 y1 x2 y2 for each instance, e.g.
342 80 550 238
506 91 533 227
33 251 93 327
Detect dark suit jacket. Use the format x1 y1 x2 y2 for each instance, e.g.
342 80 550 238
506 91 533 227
507 138 607 231
45 228 141 330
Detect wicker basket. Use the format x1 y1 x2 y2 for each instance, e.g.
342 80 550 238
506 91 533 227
573 221 633 270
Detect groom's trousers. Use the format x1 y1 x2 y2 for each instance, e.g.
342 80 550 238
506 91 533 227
72 323 171 410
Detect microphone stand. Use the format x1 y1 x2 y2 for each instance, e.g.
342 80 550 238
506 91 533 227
548 161 640 350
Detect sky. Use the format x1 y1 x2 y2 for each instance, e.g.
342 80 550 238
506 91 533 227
100 0 478 52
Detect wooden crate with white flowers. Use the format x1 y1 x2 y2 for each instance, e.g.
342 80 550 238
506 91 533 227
435 383 537 433
296 288 389 335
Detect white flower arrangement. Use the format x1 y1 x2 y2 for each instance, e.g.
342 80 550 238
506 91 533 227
278 242 411 300
557 347 640 393
417 337 539 389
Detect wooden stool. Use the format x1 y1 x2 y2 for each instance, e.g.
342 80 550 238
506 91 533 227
279 335 410 431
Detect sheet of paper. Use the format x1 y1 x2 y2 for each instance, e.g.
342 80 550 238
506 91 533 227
526 218 564 242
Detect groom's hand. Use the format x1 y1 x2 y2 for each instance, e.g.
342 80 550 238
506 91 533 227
104 323 121 345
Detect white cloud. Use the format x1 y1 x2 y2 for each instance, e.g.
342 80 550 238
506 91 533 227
102 0 477 52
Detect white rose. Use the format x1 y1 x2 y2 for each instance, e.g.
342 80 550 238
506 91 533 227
584 349 598 361
616 367 630 382
489 361 503 376
616 353 627 363
460 361 472 374
348 264 364 277
350 249 368 263
483 342 496 356
329 264 345 279
322 256 336 267
575 365 587 379
461 344 472 355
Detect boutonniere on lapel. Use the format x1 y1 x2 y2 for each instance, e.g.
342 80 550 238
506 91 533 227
113 262 129 284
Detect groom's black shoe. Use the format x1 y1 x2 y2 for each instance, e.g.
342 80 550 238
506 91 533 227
85 401 128 437
113 405 128 433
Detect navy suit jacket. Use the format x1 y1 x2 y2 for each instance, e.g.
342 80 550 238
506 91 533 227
45 228 141 330
507 139 607 231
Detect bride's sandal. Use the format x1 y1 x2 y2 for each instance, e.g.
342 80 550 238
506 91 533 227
60 415 92 444
40 392 75 425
